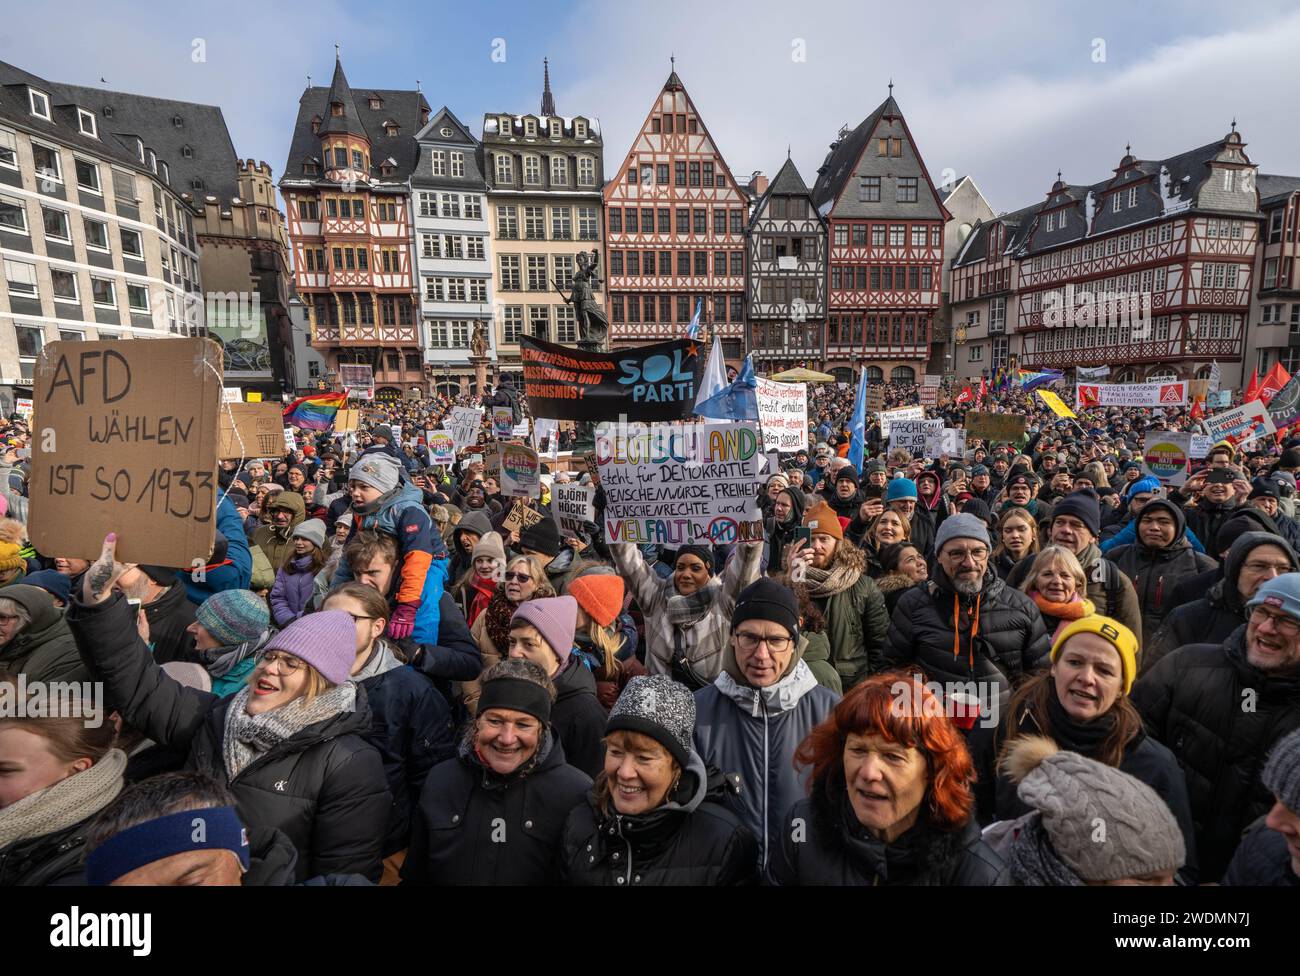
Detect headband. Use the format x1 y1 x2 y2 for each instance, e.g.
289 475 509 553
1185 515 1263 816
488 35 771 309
478 677 552 724
85 806 250 885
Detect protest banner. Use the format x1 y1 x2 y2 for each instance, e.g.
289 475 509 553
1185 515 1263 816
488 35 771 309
919 386 939 406
1203 399 1276 446
498 442 540 498
1189 433 1214 459
1077 365 1111 381
445 406 483 451
1038 389 1077 419
879 405 924 439
339 363 373 396
1076 381 1187 408
282 427 296 453
222 387 242 404
333 408 361 433
427 431 455 465
755 377 808 453
890 419 941 456
14 397 32 418
502 499 546 535
217 402 285 459
864 386 885 411
30 338 221 566
1142 432 1191 486
492 407 514 438
922 374 941 387
554 483 596 536
1266 374 1300 432
964 412 1027 443
520 335 702 422
932 428 967 457
596 421 763 546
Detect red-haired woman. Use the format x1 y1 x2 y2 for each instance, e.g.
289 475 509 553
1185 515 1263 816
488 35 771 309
767 672 1009 885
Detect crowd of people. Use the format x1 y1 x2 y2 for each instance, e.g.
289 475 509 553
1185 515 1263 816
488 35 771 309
2 376 1299 889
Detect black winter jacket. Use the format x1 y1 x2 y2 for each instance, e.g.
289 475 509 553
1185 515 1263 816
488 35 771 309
1182 499 1242 557
402 731 591 885
883 568 1051 718
144 580 197 664
551 658 610 779
1131 628 1300 881
0 820 91 885
768 780 1009 885
69 592 391 883
1109 536 1217 639
558 752 758 885
1220 819 1299 886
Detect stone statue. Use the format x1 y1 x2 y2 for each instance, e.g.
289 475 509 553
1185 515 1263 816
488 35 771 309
470 320 488 359
555 249 608 349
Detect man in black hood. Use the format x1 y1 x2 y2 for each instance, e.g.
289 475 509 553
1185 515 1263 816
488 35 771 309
1109 498 1217 641
765 484 805 577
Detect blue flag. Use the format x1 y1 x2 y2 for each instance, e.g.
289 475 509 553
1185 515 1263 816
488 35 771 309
695 352 759 422
848 368 868 470
686 299 703 340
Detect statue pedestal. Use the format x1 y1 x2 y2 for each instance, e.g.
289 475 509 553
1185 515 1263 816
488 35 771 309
571 340 605 453
468 355 490 397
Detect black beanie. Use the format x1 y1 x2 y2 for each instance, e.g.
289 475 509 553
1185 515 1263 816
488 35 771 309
519 517 561 557
673 544 715 574
137 565 178 587
835 466 860 485
1216 511 1280 553
731 578 800 638
1052 489 1101 537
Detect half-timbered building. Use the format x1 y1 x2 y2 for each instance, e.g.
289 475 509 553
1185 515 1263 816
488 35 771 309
280 55 428 395
1245 175 1300 377
604 68 748 362
812 92 948 384
745 155 826 371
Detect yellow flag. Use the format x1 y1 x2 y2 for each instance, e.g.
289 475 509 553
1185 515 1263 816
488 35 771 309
1038 389 1077 419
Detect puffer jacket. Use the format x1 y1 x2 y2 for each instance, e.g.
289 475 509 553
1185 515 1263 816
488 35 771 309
1220 818 1300 886
251 491 307 572
1182 499 1242 559
0 583 87 682
143 580 197 664
610 540 763 689
401 729 592 885
810 555 890 690
68 591 391 883
883 568 1051 718
1108 502 1217 639
269 554 319 627
0 820 92 886
694 660 840 871
448 510 494 585
558 750 759 885
1131 626 1300 881
551 656 609 779
875 571 918 617
1144 532 1298 675
1006 543 1143 644
768 779 1008 886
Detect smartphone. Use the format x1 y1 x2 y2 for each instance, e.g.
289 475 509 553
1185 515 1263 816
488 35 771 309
794 526 813 546
127 598 142 611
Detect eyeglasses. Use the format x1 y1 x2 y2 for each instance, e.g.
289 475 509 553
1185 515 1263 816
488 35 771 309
734 632 792 652
343 612 376 622
942 547 989 563
502 571 533 583
260 650 304 673
1244 560 1293 574
1250 605 1300 637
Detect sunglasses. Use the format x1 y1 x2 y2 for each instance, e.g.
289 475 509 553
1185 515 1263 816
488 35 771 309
502 571 533 583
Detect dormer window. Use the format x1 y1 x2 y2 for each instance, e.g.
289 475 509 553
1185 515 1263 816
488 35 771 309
304 159 320 176
369 96 383 110
311 115 322 134
77 109 98 138
550 120 561 138
385 123 398 136
1045 213 1054 232
28 88 50 120
380 160 395 177
1058 209 1067 227
172 115 184 128
574 119 587 138
160 161 169 185
499 115 512 133
181 145 193 159
147 149 157 173
135 138 144 163
191 177 204 190
331 101 344 118
524 118 537 137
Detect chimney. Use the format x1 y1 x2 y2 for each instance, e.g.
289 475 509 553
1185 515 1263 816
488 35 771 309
748 171 768 197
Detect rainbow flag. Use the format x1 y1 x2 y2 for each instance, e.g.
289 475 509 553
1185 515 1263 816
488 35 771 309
282 391 347 430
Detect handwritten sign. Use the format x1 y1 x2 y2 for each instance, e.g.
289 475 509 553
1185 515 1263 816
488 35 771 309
503 499 546 535
30 338 221 565
492 407 514 438
498 442 540 498
596 421 763 546
1189 434 1214 459
755 377 808 453
879 406 924 439
890 419 942 456
964 411 1027 443
554 483 596 535
445 406 483 451
217 402 285 460
333 408 361 433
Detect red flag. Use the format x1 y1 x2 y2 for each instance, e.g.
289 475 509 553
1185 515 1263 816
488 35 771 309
1245 368 1261 402
955 386 974 405
979 376 988 401
1259 362 1292 405
1190 399 1204 421
1077 384 1101 409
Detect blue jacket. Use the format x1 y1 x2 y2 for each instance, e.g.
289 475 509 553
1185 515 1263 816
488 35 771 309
332 481 435 606
1101 516 1206 555
182 493 253 605
412 557 450 646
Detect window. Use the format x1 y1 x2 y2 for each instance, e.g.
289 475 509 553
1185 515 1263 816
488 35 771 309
127 283 149 310
892 139 903 157
689 162 700 187
551 206 571 239
555 305 577 343
29 89 50 119
499 306 523 344
90 276 116 306
1111 194 1121 213
42 208 71 242
554 254 575 289
576 156 596 187
431 150 446 176
84 217 108 250
3 259 37 296
527 255 547 290
50 268 78 301
0 129 15 169
897 177 918 203
524 155 541 185
889 224 905 247
16 324 43 362
731 252 743 276
497 206 518 239
529 305 550 339
33 142 61 183
425 277 444 301
441 193 461 218
495 154 513 183
910 225 927 248
73 158 102 193
120 227 143 258
465 195 482 219
694 209 707 234
75 108 98 138
877 138 888 156
550 155 568 186
468 278 486 302
524 206 545 240
466 236 485 260
578 206 598 240
447 277 467 302
675 162 686 187
443 234 463 259
859 177 881 202
351 149 364 171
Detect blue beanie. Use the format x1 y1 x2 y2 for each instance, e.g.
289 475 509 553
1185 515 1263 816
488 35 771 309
22 569 72 605
886 478 918 502
1126 476 1161 500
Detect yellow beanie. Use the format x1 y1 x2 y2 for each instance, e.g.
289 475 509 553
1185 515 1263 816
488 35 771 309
1050 615 1139 695
0 541 23 573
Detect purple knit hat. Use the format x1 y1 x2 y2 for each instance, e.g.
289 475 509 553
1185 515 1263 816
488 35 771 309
511 596 578 668
262 610 357 685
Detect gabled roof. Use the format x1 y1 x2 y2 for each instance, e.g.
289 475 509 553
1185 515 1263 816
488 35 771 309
1258 173 1300 207
416 105 476 145
768 155 810 196
319 57 367 139
952 203 1039 268
811 99 891 209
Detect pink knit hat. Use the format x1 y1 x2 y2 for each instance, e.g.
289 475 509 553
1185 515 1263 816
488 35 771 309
263 610 357 685
511 596 578 667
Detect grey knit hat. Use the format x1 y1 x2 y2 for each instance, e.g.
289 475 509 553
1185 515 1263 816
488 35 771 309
291 518 327 549
348 454 400 494
1002 736 1185 883
934 512 991 553
606 675 695 769
1262 727 1300 813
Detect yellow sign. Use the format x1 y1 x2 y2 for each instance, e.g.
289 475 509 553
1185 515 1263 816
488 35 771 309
1038 389 1077 419
246 391 263 403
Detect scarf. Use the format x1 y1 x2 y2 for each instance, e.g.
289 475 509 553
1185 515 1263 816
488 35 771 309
463 575 497 627
0 748 127 849
1029 592 1095 622
483 586 519 653
197 631 270 681
803 563 860 600
1044 681 1119 758
222 682 357 782
666 584 717 628
1007 816 1084 886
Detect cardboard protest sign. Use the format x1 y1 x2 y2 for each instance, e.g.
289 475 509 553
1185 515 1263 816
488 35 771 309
964 412 1027 443
1142 432 1191 486
427 431 455 465
889 419 941 456
520 335 702 422
30 338 221 565
1189 434 1214 459
554 483 596 536
333 408 361 433
503 499 546 535
864 386 885 411
879 406 924 439
217 402 286 459
755 377 808 453
445 406 483 451
1203 399 1276 447
492 407 514 438
498 442 540 498
919 386 939 406
596 421 763 546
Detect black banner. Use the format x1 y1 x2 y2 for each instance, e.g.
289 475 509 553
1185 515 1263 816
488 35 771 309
520 336 703 422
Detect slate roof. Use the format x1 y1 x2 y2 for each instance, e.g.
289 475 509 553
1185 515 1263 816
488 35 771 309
748 155 821 231
318 57 367 140
811 96 894 209
1258 174 1300 207
952 204 1039 268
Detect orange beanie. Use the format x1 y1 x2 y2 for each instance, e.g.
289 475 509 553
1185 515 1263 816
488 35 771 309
568 574 625 628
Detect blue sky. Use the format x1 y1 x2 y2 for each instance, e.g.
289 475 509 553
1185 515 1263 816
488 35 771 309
4 0 1299 212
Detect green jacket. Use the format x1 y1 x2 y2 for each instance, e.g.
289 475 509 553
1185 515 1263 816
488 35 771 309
0 584 89 682
815 572 889 690
799 632 842 694
249 545 276 593
251 492 306 572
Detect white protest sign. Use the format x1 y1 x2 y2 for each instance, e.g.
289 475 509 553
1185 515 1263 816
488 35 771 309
498 442 541 498
428 431 455 465
879 405 924 438
1208 362 1221 395
1076 381 1188 408
922 374 941 387
554 483 596 535
14 397 33 418
596 421 764 546
1203 399 1276 446
755 377 808 453
930 428 967 457
222 387 242 403
445 406 483 451
282 427 296 452
1189 434 1214 459
890 419 941 456
1142 432 1192 486
532 417 558 453
390 424 402 445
